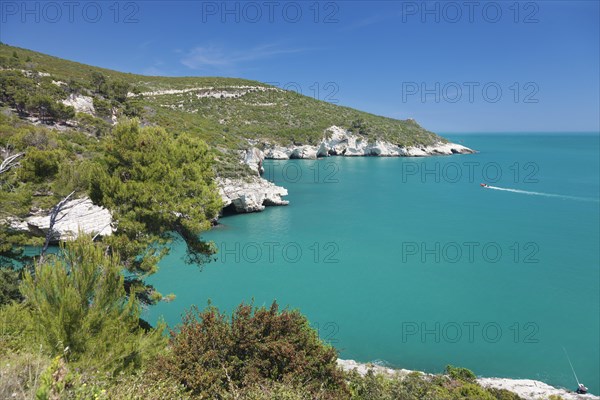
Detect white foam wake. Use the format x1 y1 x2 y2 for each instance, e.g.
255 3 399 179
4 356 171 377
486 186 599 202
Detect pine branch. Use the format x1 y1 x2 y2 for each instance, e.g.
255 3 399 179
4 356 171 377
0 152 24 175
39 191 75 262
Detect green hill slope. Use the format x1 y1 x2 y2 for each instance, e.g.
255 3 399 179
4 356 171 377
0 43 442 154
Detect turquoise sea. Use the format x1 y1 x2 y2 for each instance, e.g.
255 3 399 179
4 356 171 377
146 134 600 394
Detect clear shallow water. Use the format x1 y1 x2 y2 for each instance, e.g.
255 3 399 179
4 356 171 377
146 134 600 393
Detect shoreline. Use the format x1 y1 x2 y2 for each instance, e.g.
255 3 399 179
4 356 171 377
218 125 476 213
337 359 599 400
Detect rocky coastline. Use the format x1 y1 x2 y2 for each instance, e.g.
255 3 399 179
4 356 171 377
337 359 599 400
7 125 594 400
226 125 475 213
4 126 474 237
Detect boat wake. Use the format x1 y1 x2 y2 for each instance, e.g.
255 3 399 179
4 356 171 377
485 185 599 202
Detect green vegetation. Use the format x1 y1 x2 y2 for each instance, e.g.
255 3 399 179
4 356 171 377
89 119 222 298
0 43 442 151
0 43 443 300
152 301 348 399
0 237 525 399
0 44 527 399
20 236 165 373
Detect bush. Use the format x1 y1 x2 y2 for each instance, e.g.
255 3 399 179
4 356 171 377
18 148 62 183
19 236 166 375
93 97 112 118
153 301 348 399
445 365 476 383
0 267 22 305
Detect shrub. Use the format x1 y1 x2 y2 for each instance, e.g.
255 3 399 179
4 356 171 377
19 236 166 374
445 365 476 383
153 301 348 399
93 97 112 118
18 148 62 183
0 267 22 305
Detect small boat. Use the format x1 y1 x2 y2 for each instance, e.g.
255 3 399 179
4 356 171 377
576 383 589 394
480 183 489 188
563 347 588 395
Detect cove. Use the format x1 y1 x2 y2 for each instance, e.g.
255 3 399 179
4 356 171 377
146 133 600 393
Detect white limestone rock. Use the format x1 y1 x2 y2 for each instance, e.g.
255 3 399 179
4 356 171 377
264 147 291 159
261 126 475 160
24 197 114 241
61 94 95 115
242 147 265 175
217 177 289 213
337 359 599 400
290 145 318 159
478 378 599 400
337 359 414 378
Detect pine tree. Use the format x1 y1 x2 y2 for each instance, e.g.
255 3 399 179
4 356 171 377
20 236 165 373
89 119 222 298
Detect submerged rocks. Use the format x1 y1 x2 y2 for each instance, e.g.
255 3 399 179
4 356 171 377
217 177 289 213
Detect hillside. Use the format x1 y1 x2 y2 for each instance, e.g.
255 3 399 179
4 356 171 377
0 43 442 153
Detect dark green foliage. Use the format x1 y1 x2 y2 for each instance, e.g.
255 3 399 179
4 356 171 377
0 71 36 112
0 71 74 122
445 365 477 383
93 96 112 118
18 148 62 182
153 301 348 399
346 369 525 400
75 112 111 137
25 94 55 121
350 119 370 136
90 71 106 94
90 119 222 277
0 266 22 305
19 236 166 373
109 80 130 103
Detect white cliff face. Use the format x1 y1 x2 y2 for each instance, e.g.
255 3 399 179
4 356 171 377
220 126 474 214
217 176 289 213
337 359 599 400
242 147 264 175
262 126 475 160
9 197 114 241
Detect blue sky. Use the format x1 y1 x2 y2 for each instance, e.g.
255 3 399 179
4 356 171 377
1 0 599 132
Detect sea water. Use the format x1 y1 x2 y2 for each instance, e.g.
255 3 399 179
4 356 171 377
146 134 600 393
